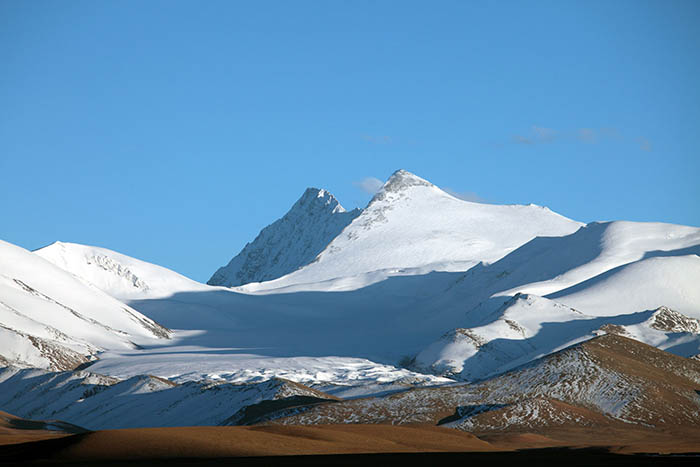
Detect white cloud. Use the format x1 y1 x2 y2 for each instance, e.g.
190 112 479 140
532 126 557 142
354 177 384 195
577 128 597 143
512 135 534 145
510 126 637 147
444 188 487 203
361 134 393 144
512 126 556 145
638 137 652 151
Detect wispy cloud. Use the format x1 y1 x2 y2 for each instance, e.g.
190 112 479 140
600 127 623 140
443 188 488 203
359 134 418 146
512 126 557 145
511 135 535 145
353 177 384 195
637 137 652 152
510 126 651 151
577 128 597 143
532 126 557 142
361 134 393 145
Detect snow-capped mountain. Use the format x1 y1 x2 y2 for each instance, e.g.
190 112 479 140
2 168 700 435
2 169 700 397
0 240 170 371
208 188 361 287
35 241 209 301
234 170 583 291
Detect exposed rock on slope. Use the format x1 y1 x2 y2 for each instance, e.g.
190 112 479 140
268 335 700 430
208 188 361 287
413 294 700 382
647 306 700 333
0 326 93 371
5 335 698 434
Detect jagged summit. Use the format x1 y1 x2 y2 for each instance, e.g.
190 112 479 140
207 187 361 287
294 187 347 214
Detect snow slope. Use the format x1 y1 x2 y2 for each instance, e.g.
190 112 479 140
0 240 170 370
492 220 700 299
35 241 209 301
86 346 451 391
408 220 700 378
548 255 700 318
208 188 361 287
413 294 700 381
31 239 458 390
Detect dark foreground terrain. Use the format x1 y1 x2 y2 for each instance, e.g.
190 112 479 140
1 424 699 466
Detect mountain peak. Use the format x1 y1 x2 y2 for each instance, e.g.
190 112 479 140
208 187 361 287
368 169 435 204
296 187 346 214
383 169 433 193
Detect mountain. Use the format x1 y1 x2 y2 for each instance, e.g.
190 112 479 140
3 168 700 439
34 241 209 301
412 294 700 381
237 170 583 291
208 188 361 287
268 335 700 431
452 334 700 431
0 240 170 371
0 365 337 431
17 169 700 392
3 335 700 436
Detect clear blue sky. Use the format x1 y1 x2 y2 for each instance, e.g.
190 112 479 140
2 0 699 282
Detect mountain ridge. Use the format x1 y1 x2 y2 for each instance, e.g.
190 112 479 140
235 169 584 291
3 169 699 397
208 187 361 287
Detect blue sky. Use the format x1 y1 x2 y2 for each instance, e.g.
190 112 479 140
2 0 699 282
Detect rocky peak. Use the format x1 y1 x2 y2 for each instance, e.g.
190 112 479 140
369 169 434 203
295 188 346 215
648 306 700 334
207 188 361 287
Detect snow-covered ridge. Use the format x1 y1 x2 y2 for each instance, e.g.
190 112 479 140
245 169 583 290
35 241 206 301
208 187 361 287
0 240 170 370
413 292 700 381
